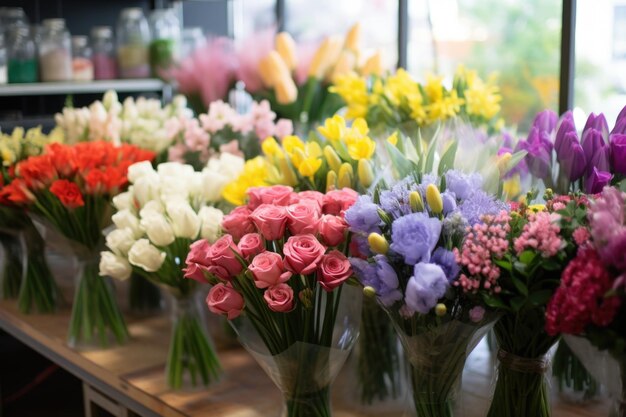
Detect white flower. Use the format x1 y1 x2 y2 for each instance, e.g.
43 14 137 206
166 201 201 239
102 90 119 110
99 251 132 280
128 239 166 272
200 169 230 203
112 191 134 212
105 228 136 256
139 200 164 218
198 206 224 243
160 175 190 201
157 162 195 179
140 213 175 247
133 173 161 207
127 161 156 184
112 209 142 238
206 153 245 180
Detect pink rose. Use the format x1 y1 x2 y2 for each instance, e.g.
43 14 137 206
184 240 211 282
319 215 348 246
250 204 288 241
264 283 294 312
247 185 294 210
297 190 325 210
322 188 359 216
249 251 292 288
222 206 255 241
286 203 321 235
208 235 243 279
317 250 352 292
274 119 294 139
206 264 231 281
238 233 265 259
207 283 245 319
283 234 326 275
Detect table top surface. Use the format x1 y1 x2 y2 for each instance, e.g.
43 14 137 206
0 299 611 417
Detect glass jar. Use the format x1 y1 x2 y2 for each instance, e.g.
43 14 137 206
7 26 37 83
39 18 72 82
71 36 93 81
116 8 150 79
181 27 204 59
91 26 116 80
149 8 180 78
0 34 7 84
1 8 29 33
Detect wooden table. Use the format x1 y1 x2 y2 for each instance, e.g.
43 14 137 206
0 300 611 417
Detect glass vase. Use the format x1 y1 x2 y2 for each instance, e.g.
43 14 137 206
486 313 556 417
229 285 362 417
68 254 128 349
564 335 626 417
552 341 599 404
128 271 163 314
381 303 496 417
0 232 24 299
166 292 222 390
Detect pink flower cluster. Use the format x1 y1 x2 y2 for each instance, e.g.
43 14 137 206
454 211 511 293
513 211 564 257
185 185 358 319
588 186 626 271
545 248 622 336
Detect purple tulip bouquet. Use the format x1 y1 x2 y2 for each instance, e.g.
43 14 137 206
345 171 505 417
513 106 626 194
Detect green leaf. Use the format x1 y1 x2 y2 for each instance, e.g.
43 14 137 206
403 136 420 164
519 250 536 265
437 141 458 176
423 129 439 174
511 276 529 296
483 296 508 310
528 289 553 307
510 296 526 312
619 179 626 192
384 140 414 178
493 258 513 272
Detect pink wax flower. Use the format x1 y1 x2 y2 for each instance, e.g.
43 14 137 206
513 211 564 257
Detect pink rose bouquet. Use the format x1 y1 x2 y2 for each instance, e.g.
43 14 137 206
185 185 360 417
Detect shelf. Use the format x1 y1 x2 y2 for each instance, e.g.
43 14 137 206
0 79 169 97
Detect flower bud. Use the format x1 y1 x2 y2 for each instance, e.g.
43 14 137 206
363 286 377 298
276 32 297 71
344 23 361 51
326 170 337 192
496 152 512 177
387 131 399 146
435 303 447 317
299 288 314 309
358 158 374 188
258 55 276 87
275 76 298 105
368 233 389 255
337 162 353 189
426 184 443 214
330 50 356 83
324 145 342 173
409 191 424 212
309 36 343 79
278 156 297 187
361 51 383 77
266 50 291 85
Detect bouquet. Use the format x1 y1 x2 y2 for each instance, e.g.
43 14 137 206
1 141 154 347
0 126 63 312
54 90 192 161
185 185 361 417
100 156 243 388
456 193 589 417
331 65 502 137
222 114 379 206
546 186 626 416
166 99 293 169
247 24 385 131
514 107 626 194
346 171 505 417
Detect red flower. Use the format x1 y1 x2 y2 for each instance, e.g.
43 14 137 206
47 142 77 177
0 180 32 205
17 155 56 188
50 179 84 208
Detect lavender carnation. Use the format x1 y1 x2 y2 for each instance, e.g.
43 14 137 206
445 170 483 200
405 262 448 314
431 247 461 282
349 256 402 307
458 190 508 225
345 195 382 234
390 213 442 265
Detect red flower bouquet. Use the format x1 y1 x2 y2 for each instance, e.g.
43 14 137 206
546 186 626 416
2 141 154 347
185 185 361 417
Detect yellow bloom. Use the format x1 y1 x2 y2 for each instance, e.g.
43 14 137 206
277 156 297 186
351 118 369 136
274 75 298 105
326 170 337 192
304 141 322 159
282 135 305 157
298 157 322 178
309 36 343 79
464 77 501 120
317 115 347 142
222 157 271 205
361 51 383 77
386 131 398 146
329 74 369 119
344 23 361 51
528 204 547 213
330 50 357 83
275 32 297 71
426 90 464 122
368 233 389 255
384 69 418 107
337 163 353 189
347 137 376 160
424 75 444 102
262 136 282 158
503 175 521 198
409 191 424 212
358 159 374 188
323 145 342 173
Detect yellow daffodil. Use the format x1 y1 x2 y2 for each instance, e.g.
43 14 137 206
298 157 322 178
503 175 521 198
465 78 501 120
386 131 399 146
275 32 297 71
528 204 547 212
337 163 353 189
282 135 305 158
426 90 464 122
358 158 374 188
317 115 347 143
426 184 443 214
326 170 337 192
347 136 376 160
368 232 389 255
262 136 282 158
323 145 342 172
424 75 445 102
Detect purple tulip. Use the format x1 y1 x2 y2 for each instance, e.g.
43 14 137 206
591 146 611 173
610 133 626 175
519 127 552 180
612 117 626 135
617 104 626 123
581 129 608 172
532 110 558 134
583 113 609 140
557 132 587 181
585 167 612 194
555 112 577 155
